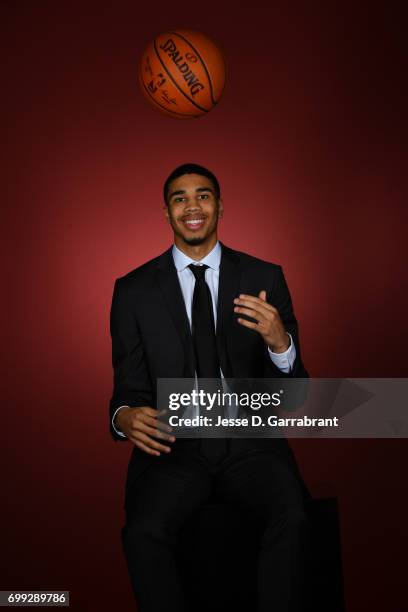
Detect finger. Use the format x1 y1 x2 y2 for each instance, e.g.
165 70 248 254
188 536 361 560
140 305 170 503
259 289 267 301
142 407 162 418
130 430 172 453
133 419 175 442
157 407 171 418
234 305 264 323
234 295 277 316
154 410 174 433
140 413 173 434
142 424 175 443
134 439 161 457
236 317 260 331
234 298 278 318
149 417 173 434
141 407 173 429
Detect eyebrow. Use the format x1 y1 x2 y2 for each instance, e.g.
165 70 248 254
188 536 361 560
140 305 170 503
168 186 215 200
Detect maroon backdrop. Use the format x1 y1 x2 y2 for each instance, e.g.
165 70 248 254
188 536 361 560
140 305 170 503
2 2 407 611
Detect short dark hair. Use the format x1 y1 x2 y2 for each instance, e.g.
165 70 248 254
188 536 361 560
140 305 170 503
163 163 221 205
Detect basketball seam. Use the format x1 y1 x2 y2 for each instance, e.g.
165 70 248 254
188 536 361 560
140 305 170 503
169 31 218 106
153 39 209 114
141 79 200 118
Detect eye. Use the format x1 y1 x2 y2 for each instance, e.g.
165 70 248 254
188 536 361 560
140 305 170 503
198 194 209 200
174 197 186 203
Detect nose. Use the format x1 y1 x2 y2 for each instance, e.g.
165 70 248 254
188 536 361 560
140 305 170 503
184 200 202 212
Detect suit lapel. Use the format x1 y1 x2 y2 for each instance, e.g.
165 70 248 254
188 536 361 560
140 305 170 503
216 242 242 376
216 242 241 335
155 247 196 377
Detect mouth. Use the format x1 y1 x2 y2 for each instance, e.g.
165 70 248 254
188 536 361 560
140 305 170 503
181 215 206 231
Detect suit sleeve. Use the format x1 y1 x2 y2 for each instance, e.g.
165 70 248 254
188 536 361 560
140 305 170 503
109 278 153 441
264 265 308 379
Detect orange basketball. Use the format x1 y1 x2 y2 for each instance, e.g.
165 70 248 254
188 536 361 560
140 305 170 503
138 30 227 119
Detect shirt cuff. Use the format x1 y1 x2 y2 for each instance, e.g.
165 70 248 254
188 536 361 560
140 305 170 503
267 332 296 373
112 405 129 438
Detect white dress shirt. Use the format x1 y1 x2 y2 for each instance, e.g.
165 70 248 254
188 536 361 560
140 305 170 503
112 241 296 436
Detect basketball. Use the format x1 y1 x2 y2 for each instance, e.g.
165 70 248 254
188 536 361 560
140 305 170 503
138 30 227 119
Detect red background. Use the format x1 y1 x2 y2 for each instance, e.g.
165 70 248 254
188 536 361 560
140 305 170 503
2 2 407 610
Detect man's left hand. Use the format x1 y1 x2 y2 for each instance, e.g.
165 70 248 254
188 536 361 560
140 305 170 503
233 290 290 353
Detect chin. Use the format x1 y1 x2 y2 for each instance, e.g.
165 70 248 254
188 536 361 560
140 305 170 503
183 235 207 246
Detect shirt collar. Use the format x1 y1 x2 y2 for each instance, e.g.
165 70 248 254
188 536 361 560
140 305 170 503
172 241 221 272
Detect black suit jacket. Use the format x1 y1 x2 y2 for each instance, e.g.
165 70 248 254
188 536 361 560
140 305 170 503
109 242 309 500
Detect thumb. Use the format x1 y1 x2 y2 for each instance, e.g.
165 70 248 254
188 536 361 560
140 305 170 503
259 289 267 301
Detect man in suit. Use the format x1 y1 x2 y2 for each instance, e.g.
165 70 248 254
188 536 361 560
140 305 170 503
109 163 310 612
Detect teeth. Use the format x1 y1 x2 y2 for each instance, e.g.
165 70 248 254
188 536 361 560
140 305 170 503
185 219 204 225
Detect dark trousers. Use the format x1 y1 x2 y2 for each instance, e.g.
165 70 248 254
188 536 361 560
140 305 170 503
121 438 309 612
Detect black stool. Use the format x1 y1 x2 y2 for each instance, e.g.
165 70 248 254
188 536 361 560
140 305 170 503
177 496 345 612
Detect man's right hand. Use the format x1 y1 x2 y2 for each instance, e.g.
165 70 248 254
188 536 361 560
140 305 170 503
115 407 176 456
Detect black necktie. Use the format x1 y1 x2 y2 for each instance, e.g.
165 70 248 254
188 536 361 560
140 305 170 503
188 264 228 462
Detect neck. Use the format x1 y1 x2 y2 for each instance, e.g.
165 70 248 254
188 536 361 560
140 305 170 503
174 234 218 261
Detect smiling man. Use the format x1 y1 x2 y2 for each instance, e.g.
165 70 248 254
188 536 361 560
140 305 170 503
109 163 310 612
165 170 222 244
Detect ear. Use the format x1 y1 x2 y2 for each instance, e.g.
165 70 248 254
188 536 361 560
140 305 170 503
163 204 170 222
218 198 224 218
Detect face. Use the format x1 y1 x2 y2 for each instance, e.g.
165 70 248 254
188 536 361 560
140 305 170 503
164 173 223 247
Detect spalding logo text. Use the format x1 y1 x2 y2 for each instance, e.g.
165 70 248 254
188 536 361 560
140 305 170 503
159 39 205 98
